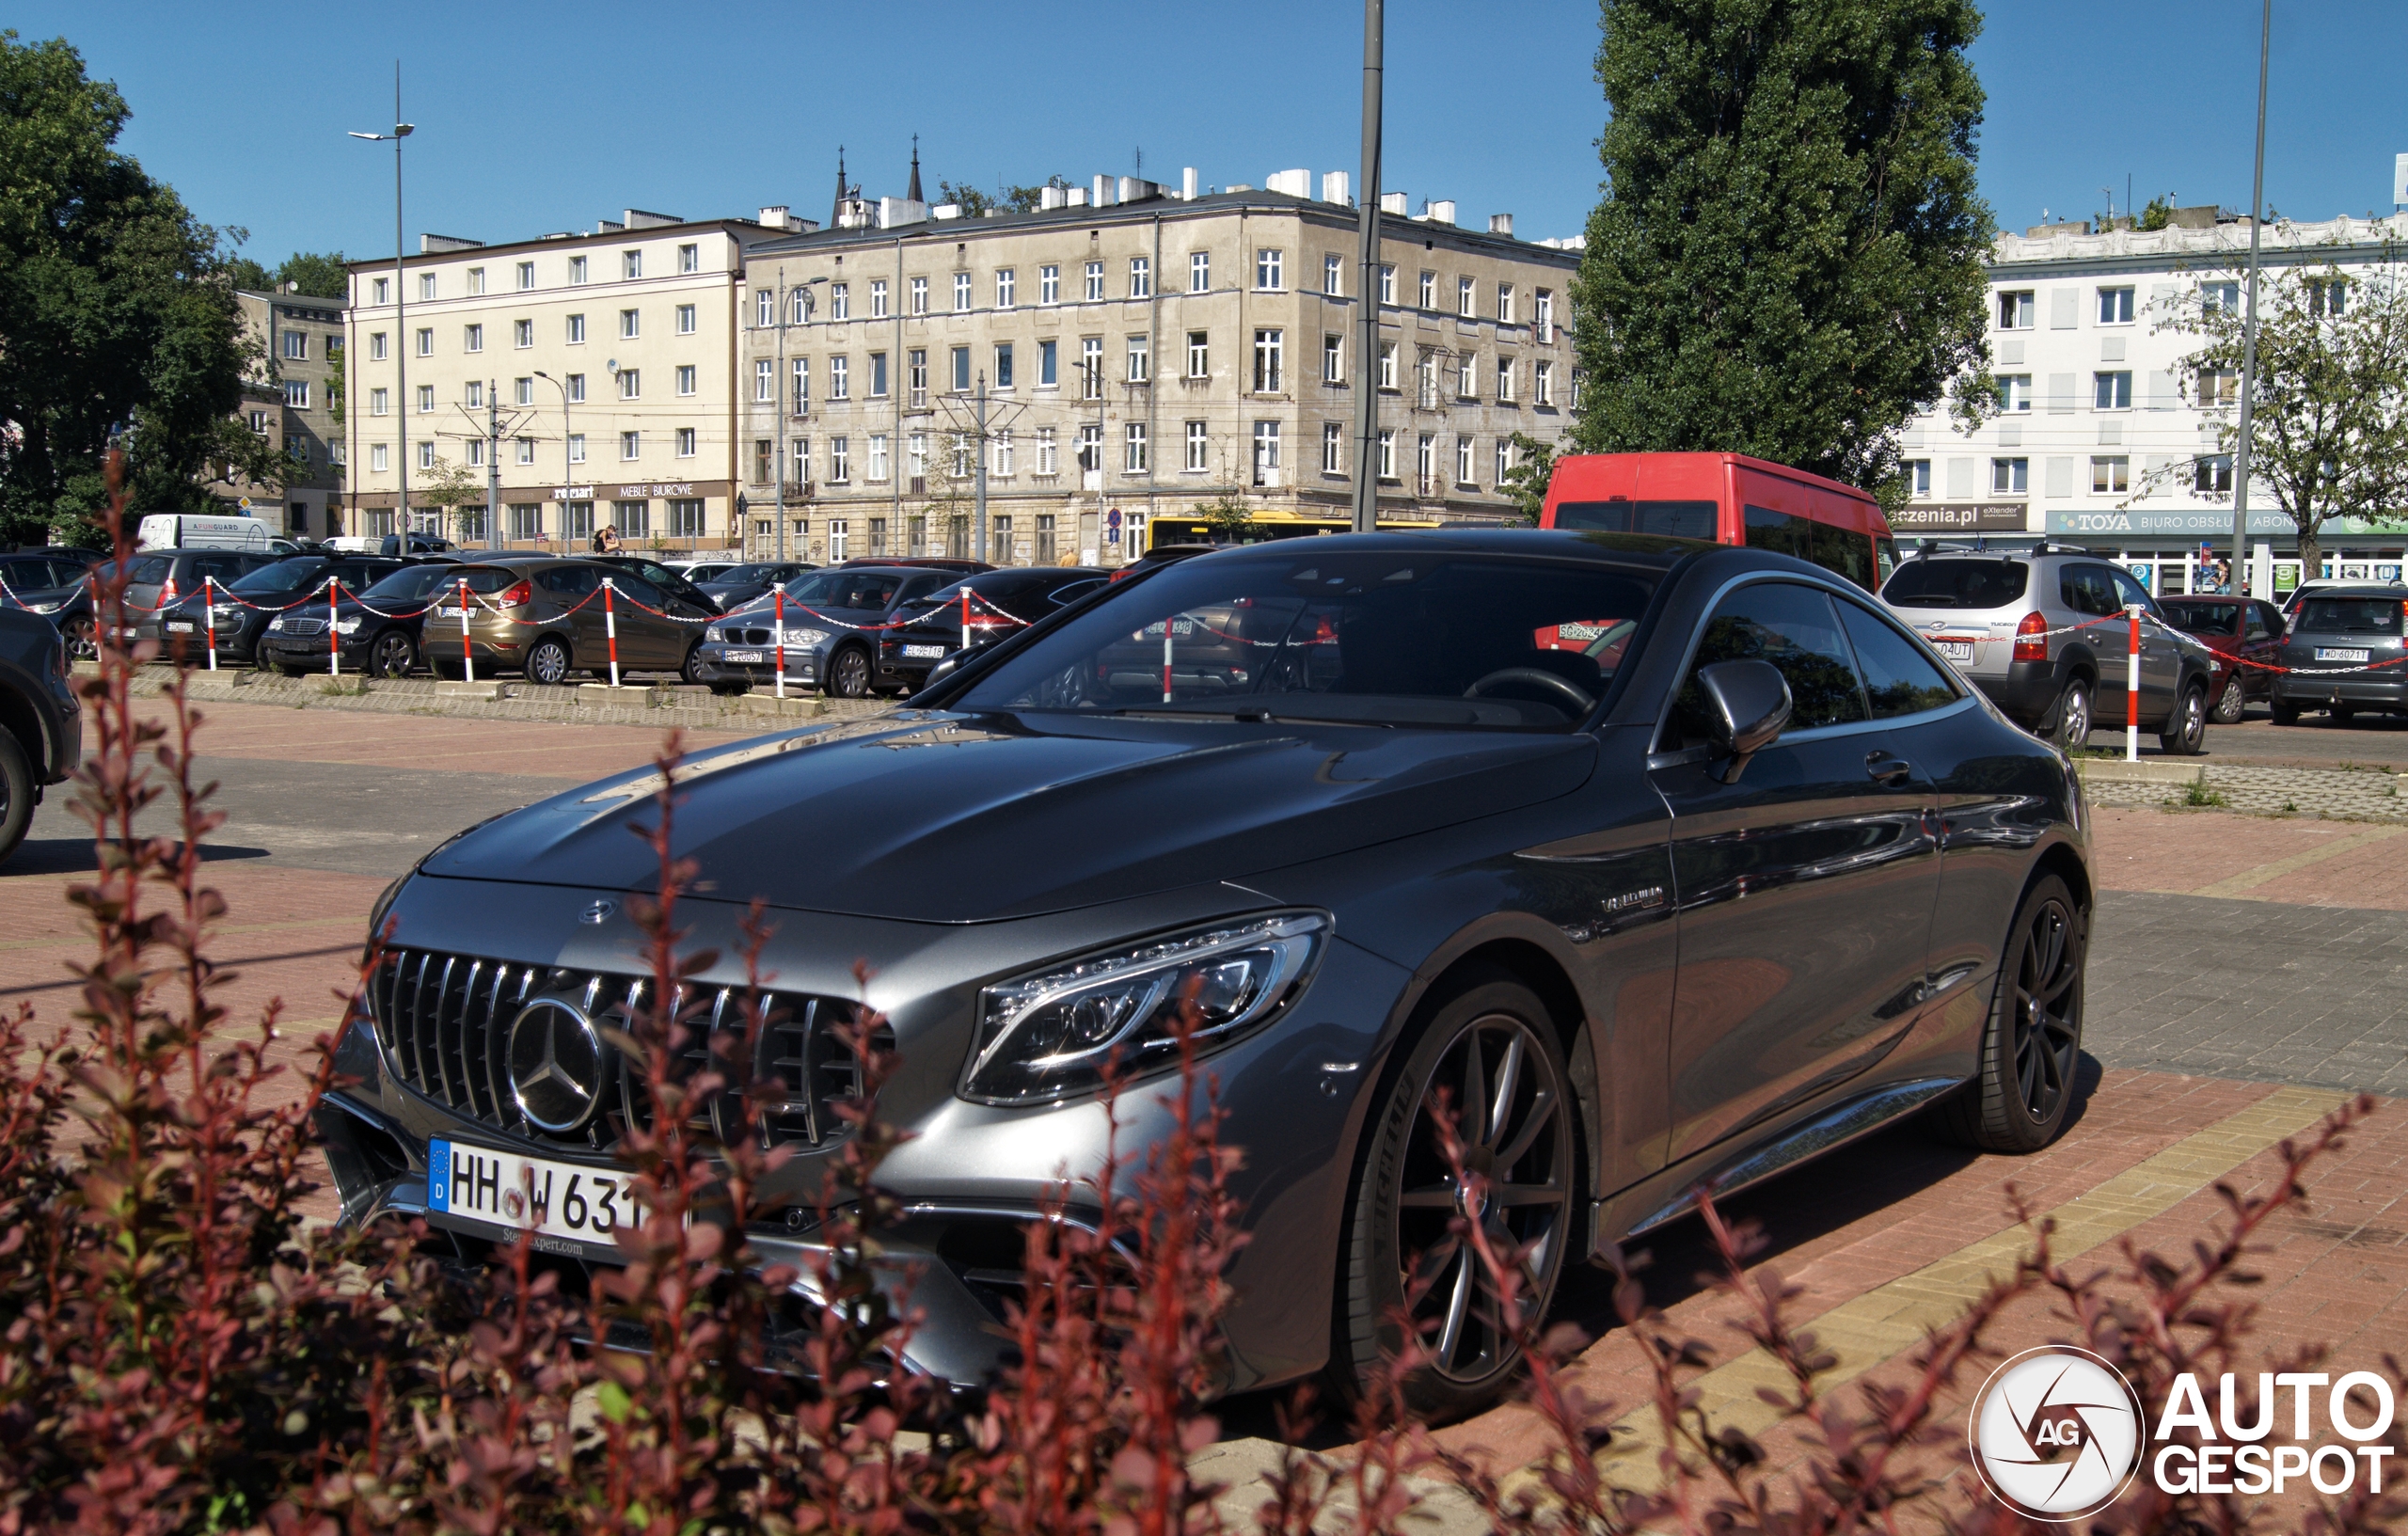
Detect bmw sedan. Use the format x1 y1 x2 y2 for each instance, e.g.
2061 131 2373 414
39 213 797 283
321 531 2091 1415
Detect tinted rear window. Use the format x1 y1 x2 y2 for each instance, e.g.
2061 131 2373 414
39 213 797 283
1555 499 1719 540
449 566 529 594
2295 597 2405 635
359 564 458 601
2167 602 2242 635
1881 559 2029 609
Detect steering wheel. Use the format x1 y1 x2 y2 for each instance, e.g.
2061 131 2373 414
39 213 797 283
1464 667 1595 713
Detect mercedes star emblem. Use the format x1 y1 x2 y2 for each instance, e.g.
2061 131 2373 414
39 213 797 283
578 898 616 925
506 997 607 1133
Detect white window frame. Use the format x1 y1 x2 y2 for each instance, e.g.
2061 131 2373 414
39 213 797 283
371 442 388 472
1185 420 1209 472
676 427 697 458
1190 251 1211 292
1323 333 1343 384
676 303 697 335
830 355 849 400
618 369 641 401
1186 331 1209 378
1253 328 1284 393
2090 455 2130 495
1255 248 1283 291
1127 334 1149 383
1991 456 2029 494
623 249 642 280
995 268 1015 309
832 281 850 321
619 308 640 340
870 277 889 318
1129 256 1150 297
954 272 972 310
1085 261 1104 302
1124 421 1149 473
1458 276 1476 318
676 364 696 396
2097 286 2135 325
1323 253 1342 295
677 243 698 274
754 359 774 403
1323 420 1344 474
910 276 928 314
1040 264 1060 305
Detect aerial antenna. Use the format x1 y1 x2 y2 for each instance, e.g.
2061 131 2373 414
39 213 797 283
1134 146 1143 175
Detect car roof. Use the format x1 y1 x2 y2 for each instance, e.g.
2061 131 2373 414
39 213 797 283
2295 585 2408 598
1185 527 1706 571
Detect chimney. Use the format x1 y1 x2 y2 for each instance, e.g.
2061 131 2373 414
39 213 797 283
1040 183 1069 211
1379 191 1407 216
1488 213 1513 237
759 205 790 228
1322 170 1350 206
1067 186 1090 208
1424 198 1456 226
1092 174 1116 207
1182 166 1198 200
1265 168 1311 198
1119 176 1159 203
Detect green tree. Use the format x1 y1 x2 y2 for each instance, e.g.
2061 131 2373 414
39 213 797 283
418 457 487 543
0 32 271 543
2136 193 2179 232
1500 432 1560 523
227 249 347 298
2149 246 2408 580
1196 493 1251 542
1571 0 1996 507
935 180 994 217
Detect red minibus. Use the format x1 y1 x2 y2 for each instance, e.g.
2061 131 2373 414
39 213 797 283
1539 452 1897 592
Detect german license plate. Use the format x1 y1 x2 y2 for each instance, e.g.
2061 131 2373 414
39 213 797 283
166 621 195 633
1934 640 1974 661
2316 648 2370 662
427 1137 660 1243
721 649 766 664
901 644 947 658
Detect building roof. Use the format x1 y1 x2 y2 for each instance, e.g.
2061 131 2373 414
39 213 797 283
340 216 785 273
744 186 1579 268
1988 213 2408 275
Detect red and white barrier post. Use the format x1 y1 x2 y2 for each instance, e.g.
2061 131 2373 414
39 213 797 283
202 575 218 672
328 579 341 676
1162 616 1175 703
773 588 786 700
961 587 972 653
2124 602 2141 762
457 577 476 685
604 578 621 689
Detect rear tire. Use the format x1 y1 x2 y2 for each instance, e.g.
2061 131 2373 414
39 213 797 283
1936 875 2084 1153
2211 674 2246 723
2159 681 2209 755
2332 703 2358 724
828 644 872 699
0 729 34 866
371 628 417 679
1331 972 1577 1420
2047 677 2093 752
525 636 573 687
2272 697 2302 726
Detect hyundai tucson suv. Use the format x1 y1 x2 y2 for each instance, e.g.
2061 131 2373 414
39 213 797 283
1880 545 2217 753
325 530 2093 1417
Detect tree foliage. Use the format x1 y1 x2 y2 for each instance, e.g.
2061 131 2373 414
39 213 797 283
937 175 1070 216
1571 0 1996 505
226 248 349 299
1501 432 1560 524
0 32 272 544
2154 245 2408 579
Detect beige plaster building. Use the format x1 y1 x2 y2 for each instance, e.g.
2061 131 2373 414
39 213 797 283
736 173 1580 566
343 210 803 551
207 288 346 537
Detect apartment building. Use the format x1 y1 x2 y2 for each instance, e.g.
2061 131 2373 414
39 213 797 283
734 171 1580 565
1907 210 2408 594
205 288 345 537
342 210 802 550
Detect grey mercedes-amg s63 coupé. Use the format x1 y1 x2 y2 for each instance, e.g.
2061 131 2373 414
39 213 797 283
319 530 2091 1416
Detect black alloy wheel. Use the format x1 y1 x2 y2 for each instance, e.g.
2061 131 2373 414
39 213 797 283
1336 974 1576 1417
1938 874 2084 1153
59 614 96 663
0 728 31 864
371 629 417 679
2049 677 2092 752
525 636 573 687
828 644 872 699
2211 673 2247 724
2159 681 2209 754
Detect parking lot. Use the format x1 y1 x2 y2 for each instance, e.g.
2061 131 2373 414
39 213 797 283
3 691 2401 1489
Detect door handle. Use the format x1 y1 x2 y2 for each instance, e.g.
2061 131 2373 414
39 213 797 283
1865 752 1913 787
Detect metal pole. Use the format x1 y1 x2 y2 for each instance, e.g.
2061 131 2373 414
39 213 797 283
974 371 990 563
1350 0 1384 534
2232 0 2271 594
774 263 786 562
484 380 499 549
893 235 904 536
394 67 409 546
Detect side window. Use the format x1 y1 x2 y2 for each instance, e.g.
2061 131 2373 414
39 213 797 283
2246 604 2274 641
1808 520 1875 591
1836 598 1961 719
2059 566 2117 618
1743 505 1806 560
2108 566 2159 618
197 556 246 584
1670 581 1868 746
612 574 665 609
541 566 594 595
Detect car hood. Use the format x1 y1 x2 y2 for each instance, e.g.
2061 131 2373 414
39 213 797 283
417 710 1599 921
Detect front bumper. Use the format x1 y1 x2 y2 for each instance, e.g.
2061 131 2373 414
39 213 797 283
688 641 822 689
323 873 1410 1392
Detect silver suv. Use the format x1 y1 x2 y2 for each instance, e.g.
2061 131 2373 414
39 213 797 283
1879 545 2216 753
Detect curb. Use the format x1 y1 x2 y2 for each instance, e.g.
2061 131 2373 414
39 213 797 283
2076 758 2206 786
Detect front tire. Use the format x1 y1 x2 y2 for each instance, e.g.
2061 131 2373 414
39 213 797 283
59 614 97 663
1937 875 2084 1153
1333 974 1576 1419
2048 676 2092 752
828 644 872 699
680 641 710 687
2159 681 2209 755
2211 674 2246 723
0 728 33 866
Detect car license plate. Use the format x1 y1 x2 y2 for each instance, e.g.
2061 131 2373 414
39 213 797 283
2316 647 2370 662
433 605 464 618
166 621 195 633
427 1137 660 1244
1934 640 1974 661
722 648 766 664
901 643 947 658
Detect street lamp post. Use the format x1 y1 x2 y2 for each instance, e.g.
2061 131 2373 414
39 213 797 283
349 68 413 547
533 371 572 547
2231 0 2273 594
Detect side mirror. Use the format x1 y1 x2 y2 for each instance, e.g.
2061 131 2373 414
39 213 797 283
1695 659 1792 784
924 653 963 688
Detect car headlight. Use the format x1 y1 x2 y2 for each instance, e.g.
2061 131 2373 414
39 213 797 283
960 911 1328 1105
705 625 728 642
211 604 240 619
333 617 361 635
784 626 830 650
28 599 62 613
266 614 285 630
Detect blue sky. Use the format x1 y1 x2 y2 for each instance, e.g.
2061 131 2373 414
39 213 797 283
20 1 2408 265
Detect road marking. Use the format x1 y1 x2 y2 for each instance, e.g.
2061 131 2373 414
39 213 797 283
2189 825 2407 898
1579 1084 2352 1487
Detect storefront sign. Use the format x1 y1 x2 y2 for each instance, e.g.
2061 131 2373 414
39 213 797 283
2047 508 2296 536
1891 502 2029 532
618 483 696 499
548 485 595 501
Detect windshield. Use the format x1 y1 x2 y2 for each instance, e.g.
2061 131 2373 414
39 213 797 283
230 561 327 594
358 564 459 602
2296 597 2405 636
956 552 1660 729
781 569 905 610
1881 559 2029 610
2168 602 2242 635
706 564 771 584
